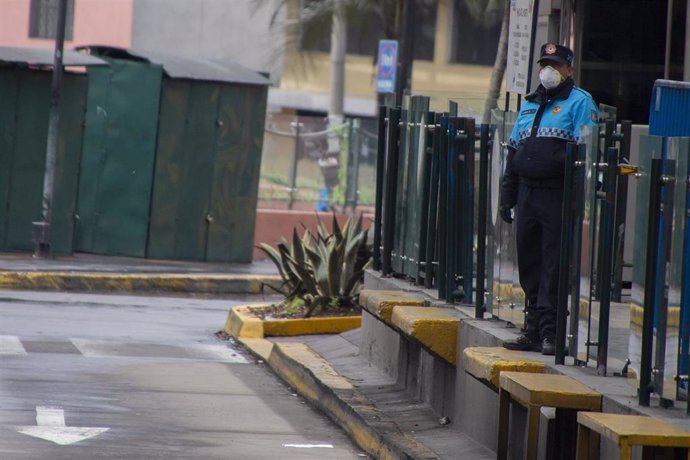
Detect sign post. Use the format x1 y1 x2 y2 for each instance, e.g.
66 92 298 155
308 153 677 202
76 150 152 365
376 40 398 94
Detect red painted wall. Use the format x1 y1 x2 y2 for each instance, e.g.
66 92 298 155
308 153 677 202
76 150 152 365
253 209 373 260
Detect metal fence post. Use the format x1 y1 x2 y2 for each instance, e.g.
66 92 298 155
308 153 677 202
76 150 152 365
288 119 302 210
640 158 664 406
373 107 387 271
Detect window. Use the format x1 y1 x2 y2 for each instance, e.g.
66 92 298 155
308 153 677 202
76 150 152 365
29 0 75 40
298 1 385 56
297 0 437 60
449 0 502 66
412 0 437 61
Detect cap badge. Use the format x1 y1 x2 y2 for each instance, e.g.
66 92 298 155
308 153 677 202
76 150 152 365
545 43 557 55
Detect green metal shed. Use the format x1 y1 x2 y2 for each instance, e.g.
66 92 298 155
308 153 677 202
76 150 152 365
75 46 270 262
0 47 107 255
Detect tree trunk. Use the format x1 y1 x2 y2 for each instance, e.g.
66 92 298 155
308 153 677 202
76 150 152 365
328 1 346 124
481 0 510 124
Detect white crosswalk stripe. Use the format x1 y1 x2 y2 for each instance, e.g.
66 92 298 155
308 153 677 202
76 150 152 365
0 335 27 355
189 343 249 363
70 338 249 363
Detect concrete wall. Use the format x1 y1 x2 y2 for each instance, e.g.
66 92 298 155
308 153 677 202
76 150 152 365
0 0 133 49
132 0 283 82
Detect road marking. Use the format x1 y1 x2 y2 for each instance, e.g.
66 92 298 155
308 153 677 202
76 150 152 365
191 343 249 363
0 335 27 355
283 443 335 448
71 338 249 363
16 406 109 445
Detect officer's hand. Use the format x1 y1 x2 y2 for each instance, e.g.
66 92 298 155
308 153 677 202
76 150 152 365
499 205 514 224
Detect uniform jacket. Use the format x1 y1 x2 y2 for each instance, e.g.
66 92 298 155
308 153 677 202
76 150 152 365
500 78 599 207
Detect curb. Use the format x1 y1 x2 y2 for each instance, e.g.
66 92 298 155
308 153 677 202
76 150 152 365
0 271 282 295
242 339 442 460
226 303 441 459
224 305 362 339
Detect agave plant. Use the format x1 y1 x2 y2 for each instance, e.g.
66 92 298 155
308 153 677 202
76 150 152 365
258 214 371 317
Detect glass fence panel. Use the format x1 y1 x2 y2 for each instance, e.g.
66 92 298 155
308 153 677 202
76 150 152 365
260 113 378 213
628 135 664 391
403 96 431 277
575 126 605 362
489 109 523 326
260 114 328 207
661 137 690 400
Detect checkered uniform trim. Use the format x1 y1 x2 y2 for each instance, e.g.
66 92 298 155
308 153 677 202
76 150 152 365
514 127 576 145
508 137 520 149
536 127 575 141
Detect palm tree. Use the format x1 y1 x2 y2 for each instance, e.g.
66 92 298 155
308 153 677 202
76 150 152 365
257 0 508 122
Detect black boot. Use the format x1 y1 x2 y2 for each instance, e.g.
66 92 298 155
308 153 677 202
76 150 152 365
541 337 555 356
503 334 542 352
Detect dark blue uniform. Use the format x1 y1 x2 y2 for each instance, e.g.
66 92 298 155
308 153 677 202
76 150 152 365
501 78 598 341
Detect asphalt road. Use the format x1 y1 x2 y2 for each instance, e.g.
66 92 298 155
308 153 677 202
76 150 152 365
0 290 368 459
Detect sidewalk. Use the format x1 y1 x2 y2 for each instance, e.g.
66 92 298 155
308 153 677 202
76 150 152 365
0 252 281 295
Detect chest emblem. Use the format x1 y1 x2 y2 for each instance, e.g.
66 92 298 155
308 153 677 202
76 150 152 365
552 105 561 114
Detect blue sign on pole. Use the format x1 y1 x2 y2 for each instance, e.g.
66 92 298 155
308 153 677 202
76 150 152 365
376 40 398 94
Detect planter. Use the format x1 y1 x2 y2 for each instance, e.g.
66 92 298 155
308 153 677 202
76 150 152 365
224 304 361 340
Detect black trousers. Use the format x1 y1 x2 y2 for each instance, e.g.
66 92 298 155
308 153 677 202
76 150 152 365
515 183 563 340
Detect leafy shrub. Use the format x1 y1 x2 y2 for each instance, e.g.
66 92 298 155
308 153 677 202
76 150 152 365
258 215 371 317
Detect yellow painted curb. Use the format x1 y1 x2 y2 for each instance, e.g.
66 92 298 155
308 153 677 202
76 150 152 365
463 346 545 388
266 342 401 459
224 304 361 339
225 307 264 339
271 342 354 390
359 289 424 323
238 337 274 361
0 271 282 294
390 306 459 366
630 303 680 329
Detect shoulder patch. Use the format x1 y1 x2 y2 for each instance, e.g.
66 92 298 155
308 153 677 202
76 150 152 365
521 108 537 116
591 110 597 122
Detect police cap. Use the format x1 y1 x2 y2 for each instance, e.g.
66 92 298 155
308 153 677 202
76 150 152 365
537 43 574 66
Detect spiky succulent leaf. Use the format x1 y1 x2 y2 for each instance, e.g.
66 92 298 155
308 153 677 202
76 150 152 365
257 243 288 282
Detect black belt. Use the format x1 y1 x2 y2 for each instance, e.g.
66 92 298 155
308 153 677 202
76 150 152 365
519 177 564 189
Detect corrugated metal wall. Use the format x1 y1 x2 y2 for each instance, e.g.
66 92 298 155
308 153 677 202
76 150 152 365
0 67 87 254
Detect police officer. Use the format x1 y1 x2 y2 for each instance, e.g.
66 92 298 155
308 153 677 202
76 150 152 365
501 43 599 355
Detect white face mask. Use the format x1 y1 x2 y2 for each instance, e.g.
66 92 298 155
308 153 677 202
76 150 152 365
539 65 564 89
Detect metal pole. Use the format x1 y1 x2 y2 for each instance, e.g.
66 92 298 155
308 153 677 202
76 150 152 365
34 0 68 258
664 0 674 80
351 119 361 212
395 0 415 106
640 159 663 406
288 120 301 210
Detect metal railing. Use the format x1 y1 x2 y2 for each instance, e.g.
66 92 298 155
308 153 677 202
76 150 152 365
372 95 690 414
